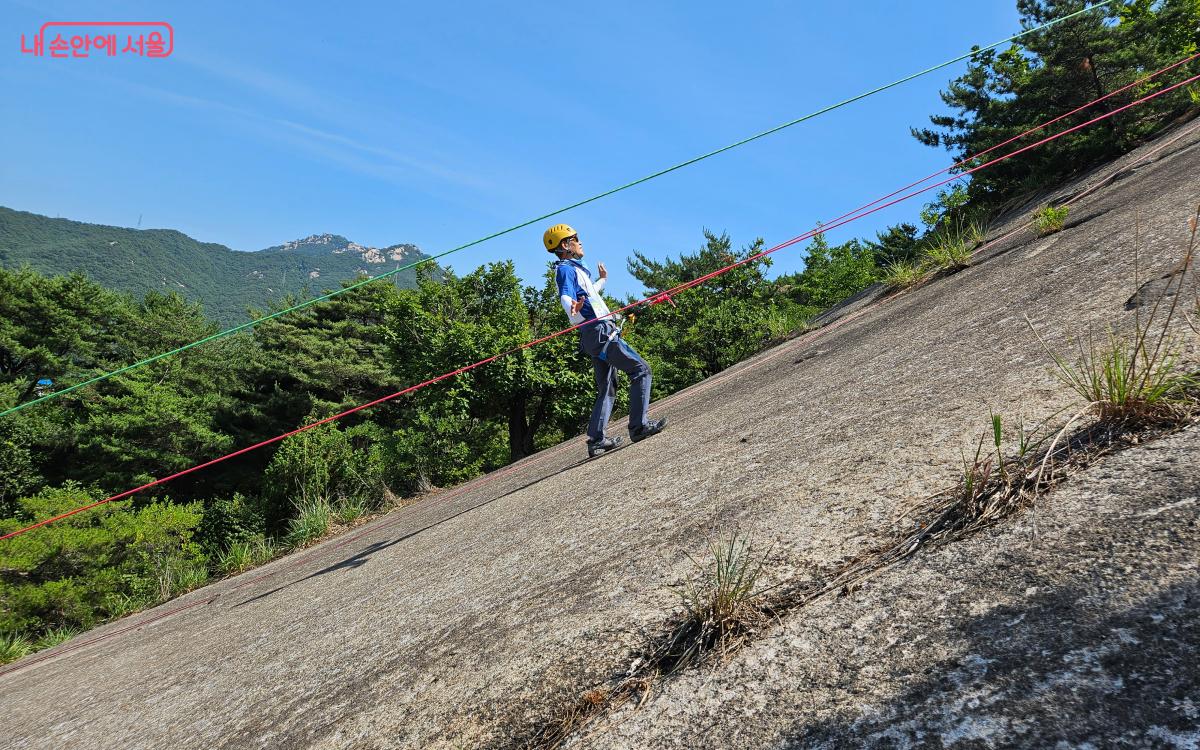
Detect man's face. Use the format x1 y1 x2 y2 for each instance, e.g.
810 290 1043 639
561 234 584 259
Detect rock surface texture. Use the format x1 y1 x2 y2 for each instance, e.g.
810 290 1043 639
2 122 1199 749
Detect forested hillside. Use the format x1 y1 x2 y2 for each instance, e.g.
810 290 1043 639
0 207 429 324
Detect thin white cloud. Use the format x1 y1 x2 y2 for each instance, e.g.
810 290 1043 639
97 75 493 193
272 118 492 191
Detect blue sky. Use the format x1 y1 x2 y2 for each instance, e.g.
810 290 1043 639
1 1 1021 302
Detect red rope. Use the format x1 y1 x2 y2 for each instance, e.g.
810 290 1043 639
4 62 1198 544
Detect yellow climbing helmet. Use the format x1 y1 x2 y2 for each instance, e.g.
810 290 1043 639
543 223 577 253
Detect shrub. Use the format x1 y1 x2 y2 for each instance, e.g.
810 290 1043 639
198 493 266 557
386 408 500 494
263 422 387 531
0 485 204 633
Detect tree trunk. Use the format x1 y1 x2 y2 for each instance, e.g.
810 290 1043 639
508 395 530 462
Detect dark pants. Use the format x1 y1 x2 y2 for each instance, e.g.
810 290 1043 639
578 321 652 442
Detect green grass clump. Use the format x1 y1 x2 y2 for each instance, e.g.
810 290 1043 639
1033 204 1070 235
334 496 369 525
1035 206 1199 426
0 632 32 665
36 626 80 650
882 260 928 289
218 540 256 575
1046 327 1197 425
922 226 975 271
885 218 989 290
286 499 333 548
668 536 771 667
102 592 146 619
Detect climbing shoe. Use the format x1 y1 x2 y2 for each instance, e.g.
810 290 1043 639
629 417 668 443
587 435 623 458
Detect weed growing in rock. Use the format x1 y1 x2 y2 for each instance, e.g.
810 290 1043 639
516 536 772 750
161 559 209 600
218 540 255 575
883 218 988 290
882 260 927 289
910 413 1054 547
334 495 369 525
670 535 772 666
921 220 979 271
1033 204 1069 235
1032 208 1199 427
1046 327 1197 424
101 592 146 619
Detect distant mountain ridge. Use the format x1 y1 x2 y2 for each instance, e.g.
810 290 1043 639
0 207 432 324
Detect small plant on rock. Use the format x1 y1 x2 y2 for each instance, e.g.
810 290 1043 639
1033 204 1070 235
218 540 255 575
35 626 80 650
921 219 981 272
883 260 927 289
286 499 332 549
1031 207 1199 428
665 535 772 670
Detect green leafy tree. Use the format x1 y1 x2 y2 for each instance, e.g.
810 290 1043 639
868 222 924 267
0 485 204 635
0 268 131 408
249 278 409 427
779 233 880 309
914 0 1200 206
383 262 583 466
0 421 41 518
70 293 248 495
623 230 799 395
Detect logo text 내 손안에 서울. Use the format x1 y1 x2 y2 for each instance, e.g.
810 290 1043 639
20 22 173 58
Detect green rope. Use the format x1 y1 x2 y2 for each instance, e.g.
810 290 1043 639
1 1 1111 419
